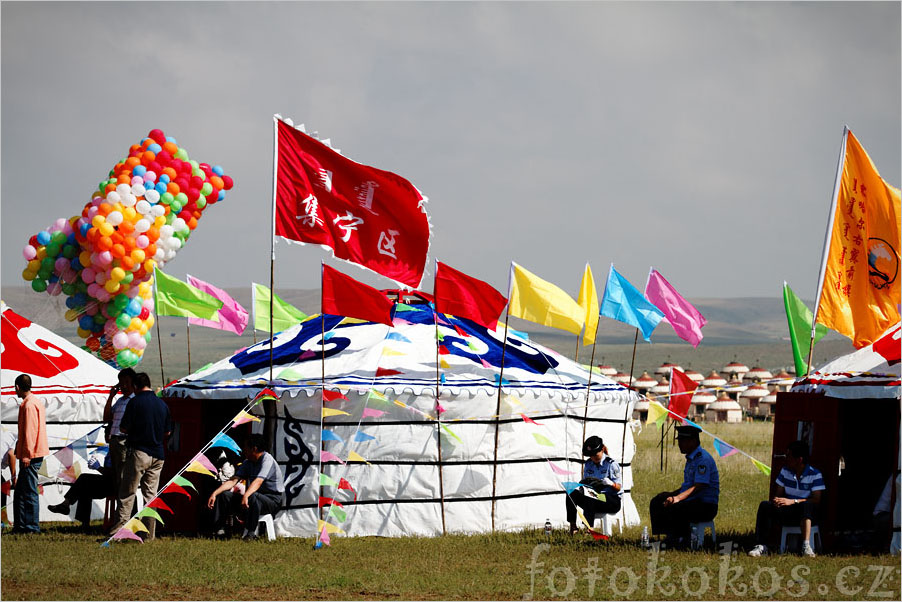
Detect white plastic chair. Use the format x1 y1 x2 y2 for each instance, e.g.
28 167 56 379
255 513 276 541
594 513 623 537
779 524 820 553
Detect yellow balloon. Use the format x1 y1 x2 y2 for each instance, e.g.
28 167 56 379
76 327 92 339
22 269 36 281
65 308 79 321
139 323 149 335
145 315 155 328
154 216 166 227
123 207 138 222
134 348 144 357
36 247 47 260
79 251 92 267
110 267 126 282
131 249 146 264
99 222 114 237
27 259 41 272
129 317 142 331
92 215 105 228
143 258 156 273
104 280 120 294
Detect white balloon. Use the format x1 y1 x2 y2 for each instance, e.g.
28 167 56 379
106 211 124 226
136 200 152 215
144 189 160 204
152 205 166 217
105 191 121 204
116 184 131 197
131 184 147 197
159 225 174 239
172 218 188 233
168 237 182 251
135 219 151 233
121 193 137 208
154 248 166 262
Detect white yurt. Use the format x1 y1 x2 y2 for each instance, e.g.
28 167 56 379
743 366 773 383
163 305 642 537
633 371 657 391
701 370 726 388
1 302 116 522
705 393 743 423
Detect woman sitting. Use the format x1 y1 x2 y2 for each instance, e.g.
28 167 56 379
567 435 622 534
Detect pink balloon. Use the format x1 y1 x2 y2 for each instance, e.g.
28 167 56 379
99 251 113 265
135 235 149 249
133 338 147 351
85 301 100 315
112 332 129 350
23 245 37 260
82 268 96 284
47 282 62 296
95 290 111 303
54 257 69 272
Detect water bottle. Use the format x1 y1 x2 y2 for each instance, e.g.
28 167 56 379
544 518 552 537
640 526 649 549
690 524 699 550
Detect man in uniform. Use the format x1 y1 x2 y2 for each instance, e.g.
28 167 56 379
649 424 719 546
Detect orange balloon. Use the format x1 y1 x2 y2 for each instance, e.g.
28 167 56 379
111 231 124 245
97 203 112 217
192 210 202 220
120 256 135 271
146 226 159 241
123 237 136 252
166 182 180 195
104 183 117 194
144 243 157 257
118 220 134 235
209 175 224 190
111 243 126 259
125 156 141 169
163 141 179 155
97 236 113 251
187 217 198 230
141 150 156 163
87 229 100 244
117 174 132 185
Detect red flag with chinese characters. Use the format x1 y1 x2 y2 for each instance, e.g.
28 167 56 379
273 117 431 288
434 261 508 330
668 368 698 422
322 264 394 326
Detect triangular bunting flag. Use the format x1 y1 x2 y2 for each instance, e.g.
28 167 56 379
438 345 451 355
453 324 468 337
319 473 339 487
57 446 74 469
347 450 370 464
321 451 346 465
111 527 144 542
338 478 356 499
382 348 406 356
321 430 344 443
192 453 217 474
362 407 385 419
232 411 261 427
562 481 581 494
493 374 511 386
327 505 347 523
125 518 149 534
173 475 197 491
386 332 411 343
254 387 280 402
354 431 376 442
436 403 447 414
147 497 174 514
299 350 317 360
323 407 351 418
317 520 345 535
547 461 576 475
521 414 543 425
323 388 349 403
319 496 344 508
647 401 668 426
367 390 389 403
532 433 554 447
210 433 243 455
480 358 492 369
435 330 445 342
323 331 335 341
136 507 164 524
435 313 452 326
162 482 192 499
395 303 418 312
185 461 216 477
318 524 331 547
712 439 739 458
439 358 451 369
375 367 403 377
440 374 446 384
752 458 771 476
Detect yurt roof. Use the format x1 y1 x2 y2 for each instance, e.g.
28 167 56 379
655 362 682 375
597 365 618 376
163 306 637 404
702 370 727 386
791 323 900 400
722 361 749 373
707 399 742 411
740 384 769 398
743 367 773 380
692 391 716 404
685 369 704 382
634 372 658 388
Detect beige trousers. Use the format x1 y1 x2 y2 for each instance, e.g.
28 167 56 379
111 448 164 539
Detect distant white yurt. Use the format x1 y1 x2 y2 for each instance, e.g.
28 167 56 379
705 393 743 423
164 304 642 538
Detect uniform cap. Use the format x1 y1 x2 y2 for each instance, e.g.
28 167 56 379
675 424 702 439
582 436 604 456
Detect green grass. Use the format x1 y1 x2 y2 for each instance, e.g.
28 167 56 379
2 423 899 600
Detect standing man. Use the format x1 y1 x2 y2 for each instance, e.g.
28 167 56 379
103 368 137 499
207 434 284 540
748 440 825 557
649 424 719 547
13 374 50 534
110 372 172 540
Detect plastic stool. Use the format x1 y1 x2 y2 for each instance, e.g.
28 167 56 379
690 520 716 549
593 513 624 537
779 525 820 553
256 514 276 541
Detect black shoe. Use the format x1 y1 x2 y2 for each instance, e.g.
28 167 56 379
242 532 258 541
48 502 71 515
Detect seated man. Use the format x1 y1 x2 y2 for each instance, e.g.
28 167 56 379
47 448 115 531
749 440 824 557
649 424 719 547
207 434 284 540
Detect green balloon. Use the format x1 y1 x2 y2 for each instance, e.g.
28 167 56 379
192 167 204 179
116 313 132 329
51 231 67 244
45 243 61 258
31 278 47 292
200 182 213 196
75 281 88 293
61 283 76 295
174 148 188 161
196 197 207 209
121 273 134 285
93 314 106 326
161 192 174 205
63 244 78 259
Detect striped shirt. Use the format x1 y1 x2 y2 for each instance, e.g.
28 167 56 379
776 464 825 500
110 394 133 437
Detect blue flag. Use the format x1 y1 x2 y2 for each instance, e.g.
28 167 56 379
321 429 344 443
210 433 243 455
354 431 377 442
600 265 664 342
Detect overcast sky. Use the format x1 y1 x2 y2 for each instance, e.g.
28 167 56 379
2 1 899 302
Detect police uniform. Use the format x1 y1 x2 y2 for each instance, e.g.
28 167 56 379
649 427 719 540
566 437 623 529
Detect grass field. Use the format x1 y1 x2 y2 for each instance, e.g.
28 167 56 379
2 422 899 600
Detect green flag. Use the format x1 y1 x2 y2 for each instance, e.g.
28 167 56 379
252 283 307 333
783 282 828 376
154 269 222 320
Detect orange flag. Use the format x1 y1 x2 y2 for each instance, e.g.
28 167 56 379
815 128 901 348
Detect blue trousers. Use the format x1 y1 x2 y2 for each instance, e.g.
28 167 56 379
13 457 43 533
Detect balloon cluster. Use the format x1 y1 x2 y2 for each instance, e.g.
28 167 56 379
21 129 233 368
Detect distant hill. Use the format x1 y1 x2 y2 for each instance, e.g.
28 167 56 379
1 286 856 381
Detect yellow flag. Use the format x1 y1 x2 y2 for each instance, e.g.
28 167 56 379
347 450 370 464
751 458 771 476
578 263 600 346
126 518 149 534
322 408 350 418
646 401 668 426
508 263 585 335
816 129 901 348
185 461 215 477
317 519 345 534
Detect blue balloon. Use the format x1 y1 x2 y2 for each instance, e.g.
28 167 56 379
159 173 171 184
126 298 143 316
212 165 224 176
148 143 162 154
155 182 167 194
165 136 177 144
133 165 147 177
70 257 82 271
73 292 88 306
67 232 77 245
80 222 91 237
36 231 51 245
218 190 226 202
78 315 94 330
92 322 104 333
66 297 78 309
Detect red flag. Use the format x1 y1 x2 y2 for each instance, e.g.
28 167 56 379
434 261 508 330
669 368 698 421
161 483 192 499
322 389 348 403
273 117 431 288
147 497 174 514
338 478 357 501
322 264 394 326
318 496 344 508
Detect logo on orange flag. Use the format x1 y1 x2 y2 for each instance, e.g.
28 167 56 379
816 129 901 348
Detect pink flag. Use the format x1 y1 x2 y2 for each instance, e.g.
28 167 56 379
362 408 385 419
645 268 707 348
319 523 331 546
192 453 218 473
321 450 346 465
111 527 144 543
186 274 249 335
547 460 576 475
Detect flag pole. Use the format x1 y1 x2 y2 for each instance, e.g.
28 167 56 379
186 321 192 374
269 115 279 384
574 336 580 362
581 321 600 446
152 273 165 385
807 125 849 377
619 329 639 525
490 306 511 533
432 262 447 535
317 264 327 546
